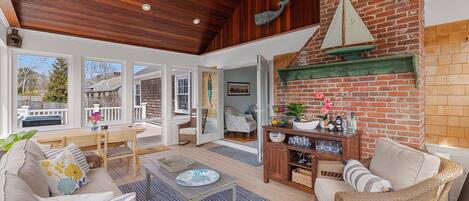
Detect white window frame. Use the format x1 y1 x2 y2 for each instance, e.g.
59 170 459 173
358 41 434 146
82 57 125 126
174 74 190 114
134 82 142 106
11 49 73 132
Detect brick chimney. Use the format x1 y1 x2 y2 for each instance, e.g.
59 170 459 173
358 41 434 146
277 0 425 158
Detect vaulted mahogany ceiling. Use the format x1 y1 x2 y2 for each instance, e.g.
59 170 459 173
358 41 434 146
7 0 320 54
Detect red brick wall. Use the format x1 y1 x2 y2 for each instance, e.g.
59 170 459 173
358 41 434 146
278 0 425 158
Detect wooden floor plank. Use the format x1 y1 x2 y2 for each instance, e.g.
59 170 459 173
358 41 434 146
108 143 314 201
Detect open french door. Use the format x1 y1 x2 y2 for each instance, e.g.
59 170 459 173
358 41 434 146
257 54 270 162
196 66 223 145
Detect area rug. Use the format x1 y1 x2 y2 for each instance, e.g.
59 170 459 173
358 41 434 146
207 145 262 167
118 177 267 201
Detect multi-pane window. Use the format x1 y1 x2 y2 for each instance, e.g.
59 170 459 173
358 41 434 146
15 54 69 129
83 59 123 124
135 84 141 106
175 75 190 114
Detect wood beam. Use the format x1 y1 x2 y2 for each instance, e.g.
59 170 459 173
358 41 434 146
0 0 20 27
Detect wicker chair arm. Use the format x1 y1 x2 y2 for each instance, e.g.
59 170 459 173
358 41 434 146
335 158 463 201
335 177 441 201
178 121 192 129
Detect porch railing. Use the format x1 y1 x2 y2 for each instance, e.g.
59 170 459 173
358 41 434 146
18 103 147 125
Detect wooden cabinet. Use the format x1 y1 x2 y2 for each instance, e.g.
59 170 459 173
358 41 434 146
263 126 361 193
265 142 288 181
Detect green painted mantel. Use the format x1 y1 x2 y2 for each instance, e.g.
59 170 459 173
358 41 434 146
278 54 419 87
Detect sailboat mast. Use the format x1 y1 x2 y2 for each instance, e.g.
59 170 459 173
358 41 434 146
341 0 346 47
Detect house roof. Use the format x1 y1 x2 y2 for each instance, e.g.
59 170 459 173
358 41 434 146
135 67 160 77
86 77 122 92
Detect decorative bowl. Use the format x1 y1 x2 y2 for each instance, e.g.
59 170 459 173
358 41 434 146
176 169 220 187
271 116 290 127
269 132 286 143
293 120 320 130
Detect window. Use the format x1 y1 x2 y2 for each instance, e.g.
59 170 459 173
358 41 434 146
83 59 123 124
15 54 69 129
174 74 190 114
135 84 141 106
133 64 162 122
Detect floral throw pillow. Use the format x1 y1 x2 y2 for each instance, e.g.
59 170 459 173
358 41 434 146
40 149 89 196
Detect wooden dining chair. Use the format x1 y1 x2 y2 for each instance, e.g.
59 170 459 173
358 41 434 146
99 130 138 176
64 134 102 168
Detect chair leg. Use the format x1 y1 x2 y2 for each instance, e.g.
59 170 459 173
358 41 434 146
126 157 130 172
136 155 141 170
133 155 137 177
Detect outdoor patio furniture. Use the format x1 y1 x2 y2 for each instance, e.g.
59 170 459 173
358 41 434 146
22 115 62 127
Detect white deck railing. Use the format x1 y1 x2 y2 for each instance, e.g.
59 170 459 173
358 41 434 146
18 103 147 125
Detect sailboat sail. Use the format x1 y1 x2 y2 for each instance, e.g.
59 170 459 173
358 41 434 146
320 0 375 50
320 0 343 50
343 0 375 46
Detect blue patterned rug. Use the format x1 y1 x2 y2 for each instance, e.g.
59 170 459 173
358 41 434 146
118 177 267 201
207 145 262 167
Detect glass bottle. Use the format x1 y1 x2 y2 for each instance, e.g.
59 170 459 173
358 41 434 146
342 112 348 132
350 112 358 132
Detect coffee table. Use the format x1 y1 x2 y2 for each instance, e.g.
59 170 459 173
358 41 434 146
143 160 237 201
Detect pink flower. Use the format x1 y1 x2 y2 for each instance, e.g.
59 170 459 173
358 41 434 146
321 107 328 115
88 112 102 124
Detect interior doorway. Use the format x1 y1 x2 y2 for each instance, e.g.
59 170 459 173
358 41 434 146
223 66 259 150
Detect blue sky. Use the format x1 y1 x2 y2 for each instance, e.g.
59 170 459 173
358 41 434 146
17 54 60 75
18 54 149 77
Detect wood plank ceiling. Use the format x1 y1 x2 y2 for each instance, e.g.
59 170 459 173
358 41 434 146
9 0 319 55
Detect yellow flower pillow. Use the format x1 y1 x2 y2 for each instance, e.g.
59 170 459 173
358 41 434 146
40 149 89 196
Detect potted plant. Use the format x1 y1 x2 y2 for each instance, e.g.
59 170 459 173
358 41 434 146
287 103 319 130
315 92 333 128
88 112 103 131
0 130 38 157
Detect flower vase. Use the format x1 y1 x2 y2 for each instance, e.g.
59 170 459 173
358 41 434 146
319 121 325 128
90 123 99 131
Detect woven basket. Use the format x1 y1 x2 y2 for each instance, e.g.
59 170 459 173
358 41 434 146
292 168 312 188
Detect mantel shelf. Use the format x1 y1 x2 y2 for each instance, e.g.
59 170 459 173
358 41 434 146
278 54 419 87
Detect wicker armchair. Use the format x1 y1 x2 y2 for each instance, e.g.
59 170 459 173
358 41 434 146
316 157 463 201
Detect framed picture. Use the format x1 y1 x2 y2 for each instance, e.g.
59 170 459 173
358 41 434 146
227 82 250 96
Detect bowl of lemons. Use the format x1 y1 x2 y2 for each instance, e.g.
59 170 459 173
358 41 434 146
271 116 289 127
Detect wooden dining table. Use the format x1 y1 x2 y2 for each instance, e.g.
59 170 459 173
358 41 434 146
34 123 147 150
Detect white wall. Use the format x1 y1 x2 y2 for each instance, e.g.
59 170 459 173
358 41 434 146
224 67 257 113
202 26 318 69
425 0 469 26
0 11 9 136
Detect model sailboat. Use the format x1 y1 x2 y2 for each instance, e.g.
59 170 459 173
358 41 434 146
321 0 376 60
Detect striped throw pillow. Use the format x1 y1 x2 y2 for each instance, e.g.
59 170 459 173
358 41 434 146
44 143 90 173
343 160 392 192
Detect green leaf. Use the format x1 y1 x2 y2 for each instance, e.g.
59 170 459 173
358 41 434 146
1 134 19 152
18 130 38 140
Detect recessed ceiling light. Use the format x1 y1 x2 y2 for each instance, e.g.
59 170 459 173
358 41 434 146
142 3 151 11
193 18 200 25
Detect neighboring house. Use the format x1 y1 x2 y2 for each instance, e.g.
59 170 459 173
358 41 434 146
134 68 162 119
84 76 122 107
82 68 191 120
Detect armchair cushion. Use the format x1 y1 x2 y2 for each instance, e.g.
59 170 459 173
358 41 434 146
315 178 354 201
370 138 440 190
